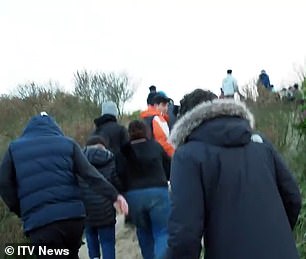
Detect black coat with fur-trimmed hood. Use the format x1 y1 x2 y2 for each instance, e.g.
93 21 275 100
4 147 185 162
166 99 301 259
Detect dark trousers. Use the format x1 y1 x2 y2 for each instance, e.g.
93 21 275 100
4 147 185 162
28 218 84 259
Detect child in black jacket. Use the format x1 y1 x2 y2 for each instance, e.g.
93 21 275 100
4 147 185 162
79 135 121 259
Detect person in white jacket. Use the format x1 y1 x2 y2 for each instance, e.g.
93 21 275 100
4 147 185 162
222 69 243 99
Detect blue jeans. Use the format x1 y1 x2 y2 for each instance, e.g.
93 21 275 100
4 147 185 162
125 187 170 259
85 225 115 259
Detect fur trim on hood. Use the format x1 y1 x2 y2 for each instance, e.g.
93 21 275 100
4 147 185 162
170 99 255 148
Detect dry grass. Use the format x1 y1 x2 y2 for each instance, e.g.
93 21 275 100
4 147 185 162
0 86 305 257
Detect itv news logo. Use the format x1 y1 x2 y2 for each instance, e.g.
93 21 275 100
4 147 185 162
4 244 70 256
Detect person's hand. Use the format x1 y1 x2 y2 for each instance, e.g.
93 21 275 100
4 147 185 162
113 194 129 215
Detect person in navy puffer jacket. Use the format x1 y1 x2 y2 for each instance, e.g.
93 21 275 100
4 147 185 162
0 112 128 259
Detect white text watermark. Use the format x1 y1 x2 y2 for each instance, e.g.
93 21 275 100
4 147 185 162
4 245 69 256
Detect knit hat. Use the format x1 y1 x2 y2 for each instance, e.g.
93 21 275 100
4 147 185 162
101 101 118 117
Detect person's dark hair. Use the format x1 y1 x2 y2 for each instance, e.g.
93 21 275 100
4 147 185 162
179 89 218 117
293 83 299 90
86 135 109 147
128 120 148 140
227 69 232 74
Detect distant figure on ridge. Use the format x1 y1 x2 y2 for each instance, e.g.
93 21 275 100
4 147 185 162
221 69 243 99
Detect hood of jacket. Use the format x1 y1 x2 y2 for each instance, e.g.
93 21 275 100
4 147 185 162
94 114 117 127
83 146 114 167
22 114 64 137
170 99 255 148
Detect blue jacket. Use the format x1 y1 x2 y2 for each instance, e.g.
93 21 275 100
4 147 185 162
0 114 119 232
9 115 85 232
259 72 271 88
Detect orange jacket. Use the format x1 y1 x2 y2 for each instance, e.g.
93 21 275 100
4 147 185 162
140 106 175 157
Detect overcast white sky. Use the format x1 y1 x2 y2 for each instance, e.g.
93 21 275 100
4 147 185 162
1 0 305 112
